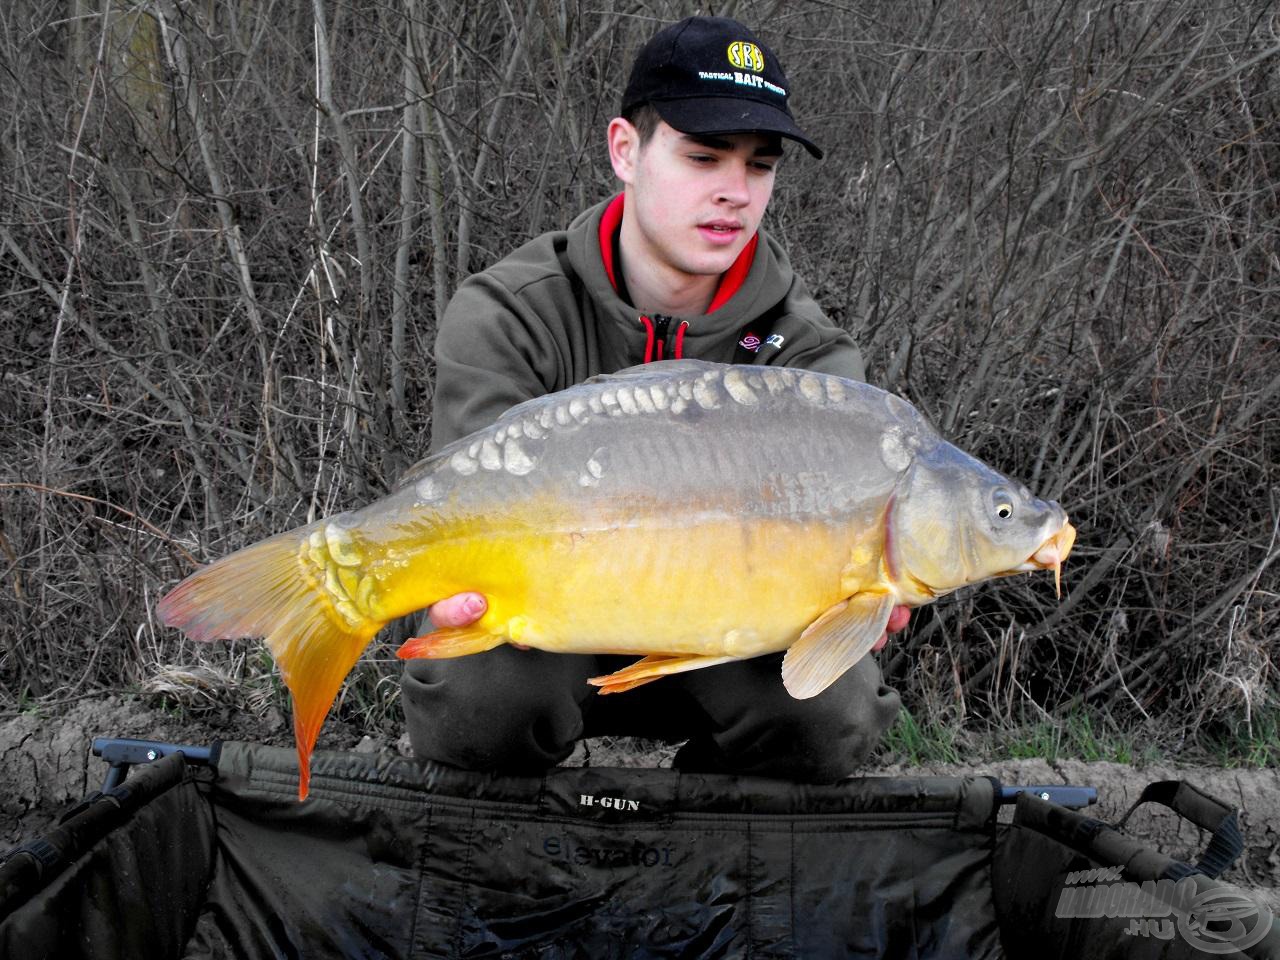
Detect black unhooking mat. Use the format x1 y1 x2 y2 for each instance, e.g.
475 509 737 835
1 740 1276 959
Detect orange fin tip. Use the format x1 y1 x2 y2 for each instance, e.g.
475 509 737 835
395 625 505 660
589 653 738 695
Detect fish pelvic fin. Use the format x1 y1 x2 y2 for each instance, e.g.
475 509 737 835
588 654 739 695
157 527 383 801
395 626 505 660
782 592 896 699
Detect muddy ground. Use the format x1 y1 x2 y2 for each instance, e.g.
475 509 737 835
3 695 1277 912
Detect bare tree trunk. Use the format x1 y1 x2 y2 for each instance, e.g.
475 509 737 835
454 0 539 277
391 5 421 434
153 0 275 507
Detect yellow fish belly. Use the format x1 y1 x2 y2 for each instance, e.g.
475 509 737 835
415 513 862 660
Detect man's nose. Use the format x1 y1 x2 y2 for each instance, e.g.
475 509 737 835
715 162 750 205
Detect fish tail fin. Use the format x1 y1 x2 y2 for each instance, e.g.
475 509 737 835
277 614 379 801
157 527 382 800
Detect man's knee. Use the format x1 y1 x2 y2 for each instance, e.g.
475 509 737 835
676 655 901 782
768 678 901 780
401 648 593 772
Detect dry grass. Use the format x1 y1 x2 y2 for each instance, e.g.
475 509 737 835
1 0 1276 755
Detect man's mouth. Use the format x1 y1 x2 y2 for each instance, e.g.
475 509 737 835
698 221 743 244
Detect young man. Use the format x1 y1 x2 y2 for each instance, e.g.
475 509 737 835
402 16 908 781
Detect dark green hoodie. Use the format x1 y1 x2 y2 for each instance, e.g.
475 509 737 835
429 194 863 450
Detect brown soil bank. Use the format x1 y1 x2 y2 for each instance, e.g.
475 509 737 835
3 698 1277 910
876 757 1280 910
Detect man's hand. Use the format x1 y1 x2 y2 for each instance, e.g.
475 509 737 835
873 605 911 652
427 592 487 629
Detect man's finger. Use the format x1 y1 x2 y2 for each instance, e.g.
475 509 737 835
872 606 911 653
886 605 911 634
427 592 487 629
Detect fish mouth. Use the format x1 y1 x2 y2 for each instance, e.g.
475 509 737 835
1015 521 1077 598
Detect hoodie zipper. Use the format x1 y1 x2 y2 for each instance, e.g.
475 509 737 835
640 314 690 363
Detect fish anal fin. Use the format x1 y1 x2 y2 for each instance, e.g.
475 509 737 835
588 653 737 695
782 592 896 699
395 626 505 660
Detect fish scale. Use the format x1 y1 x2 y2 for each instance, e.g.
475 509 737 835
158 359 1075 799
402 365 892 512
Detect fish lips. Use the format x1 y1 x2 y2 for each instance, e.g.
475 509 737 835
1011 520 1077 596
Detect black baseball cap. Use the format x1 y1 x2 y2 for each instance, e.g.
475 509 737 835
621 16 822 159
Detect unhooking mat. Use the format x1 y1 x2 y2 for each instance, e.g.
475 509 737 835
1 740 1276 959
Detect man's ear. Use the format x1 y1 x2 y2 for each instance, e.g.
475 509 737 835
607 117 640 184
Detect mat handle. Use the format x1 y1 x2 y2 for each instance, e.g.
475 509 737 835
91 737 217 791
1115 780 1243 879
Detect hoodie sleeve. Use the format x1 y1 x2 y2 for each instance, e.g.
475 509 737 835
428 270 564 451
782 330 866 381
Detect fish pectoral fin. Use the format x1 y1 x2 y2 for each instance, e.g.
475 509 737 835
782 592 896 699
395 625 505 660
588 654 738 695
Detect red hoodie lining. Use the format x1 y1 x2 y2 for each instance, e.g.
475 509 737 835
638 314 656 362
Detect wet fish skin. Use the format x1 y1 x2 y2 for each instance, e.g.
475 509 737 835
158 360 1074 799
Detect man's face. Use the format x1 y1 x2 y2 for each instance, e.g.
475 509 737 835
611 119 781 282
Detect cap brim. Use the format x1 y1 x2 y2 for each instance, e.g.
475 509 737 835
652 97 823 159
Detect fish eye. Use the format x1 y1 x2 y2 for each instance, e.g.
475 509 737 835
991 489 1014 520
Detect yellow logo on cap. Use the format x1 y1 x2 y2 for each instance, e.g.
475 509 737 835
727 41 764 73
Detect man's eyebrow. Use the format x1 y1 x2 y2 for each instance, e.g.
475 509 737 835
680 133 785 157
681 133 735 151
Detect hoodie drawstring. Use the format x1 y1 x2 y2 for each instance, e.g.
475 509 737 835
639 315 690 363
673 320 688 359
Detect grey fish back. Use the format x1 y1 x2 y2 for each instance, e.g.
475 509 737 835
399 361 941 521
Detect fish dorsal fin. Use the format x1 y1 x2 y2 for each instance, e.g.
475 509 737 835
782 592 896 699
395 455 434 488
582 359 719 384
